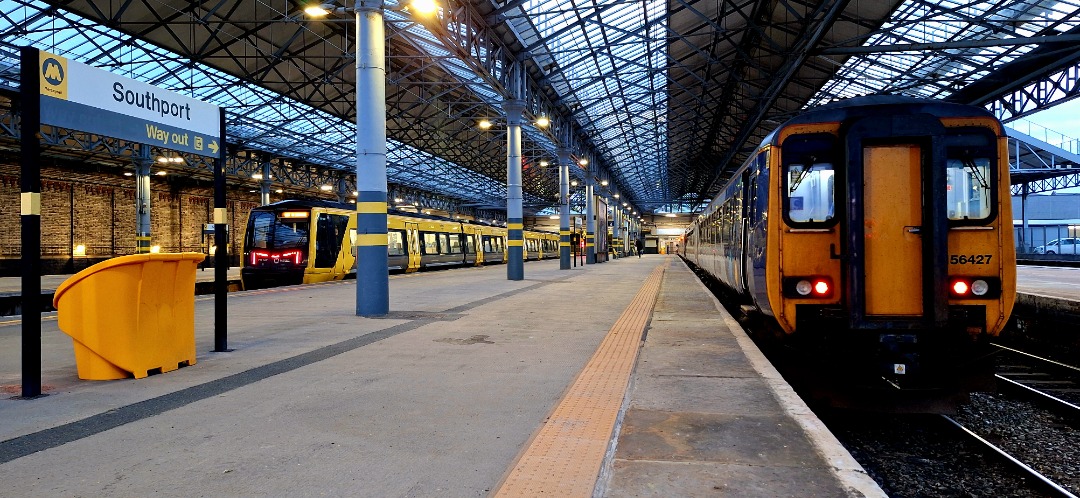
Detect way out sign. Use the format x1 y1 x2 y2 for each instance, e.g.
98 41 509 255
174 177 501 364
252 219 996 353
36 49 221 157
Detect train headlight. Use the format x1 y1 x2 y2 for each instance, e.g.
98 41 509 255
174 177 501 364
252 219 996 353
783 276 833 299
948 277 1000 299
795 280 813 296
971 279 989 296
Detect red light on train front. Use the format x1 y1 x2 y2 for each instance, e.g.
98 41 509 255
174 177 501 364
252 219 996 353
952 280 969 296
948 277 1000 299
783 276 833 298
813 280 830 296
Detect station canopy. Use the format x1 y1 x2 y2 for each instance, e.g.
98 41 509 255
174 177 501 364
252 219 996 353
0 0 1077 214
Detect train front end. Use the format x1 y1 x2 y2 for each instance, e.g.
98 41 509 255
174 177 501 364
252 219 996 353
765 97 1016 392
241 205 312 289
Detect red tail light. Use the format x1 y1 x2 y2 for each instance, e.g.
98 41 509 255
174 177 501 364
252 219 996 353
949 277 999 299
250 250 303 266
952 280 969 296
783 276 833 298
813 280 830 296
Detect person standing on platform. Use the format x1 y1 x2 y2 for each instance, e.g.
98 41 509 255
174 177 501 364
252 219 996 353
635 238 643 258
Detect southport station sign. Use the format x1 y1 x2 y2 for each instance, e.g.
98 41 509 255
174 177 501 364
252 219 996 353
36 49 221 156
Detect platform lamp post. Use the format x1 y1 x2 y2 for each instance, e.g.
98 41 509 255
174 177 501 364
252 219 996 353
306 0 436 316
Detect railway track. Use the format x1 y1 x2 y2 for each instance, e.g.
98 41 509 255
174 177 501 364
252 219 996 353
940 414 1077 497
993 343 1080 422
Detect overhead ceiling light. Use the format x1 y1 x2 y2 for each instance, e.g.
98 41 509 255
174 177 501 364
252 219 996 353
252 173 264 180
539 160 549 167
155 171 167 176
275 189 284 194
578 158 588 166
124 172 133 177
614 193 620 198
410 0 438 15
535 115 550 128
320 185 333 191
600 180 608 186
665 213 676 217
303 4 333 16
479 119 492 130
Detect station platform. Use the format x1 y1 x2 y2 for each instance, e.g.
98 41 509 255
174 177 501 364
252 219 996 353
0 256 882 497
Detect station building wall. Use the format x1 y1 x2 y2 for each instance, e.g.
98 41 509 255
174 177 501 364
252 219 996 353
0 163 261 275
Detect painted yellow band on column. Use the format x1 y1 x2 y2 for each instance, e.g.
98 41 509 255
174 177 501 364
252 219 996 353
560 242 571 247
507 223 524 230
560 230 571 236
356 234 388 246
508 240 524 247
21 192 41 216
356 202 387 214
213 208 227 224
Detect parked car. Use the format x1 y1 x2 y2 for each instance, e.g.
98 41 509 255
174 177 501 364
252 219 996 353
1034 237 1080 255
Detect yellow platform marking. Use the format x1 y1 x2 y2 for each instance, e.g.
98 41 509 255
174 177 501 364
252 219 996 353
495 264 665 498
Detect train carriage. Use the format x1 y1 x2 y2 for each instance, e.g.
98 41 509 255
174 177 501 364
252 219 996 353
684 95 1016 392
242 201 529 289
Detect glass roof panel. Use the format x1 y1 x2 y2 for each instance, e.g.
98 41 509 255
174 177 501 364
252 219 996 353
0 0 513 207
808 0 1069 107
520 0 667 205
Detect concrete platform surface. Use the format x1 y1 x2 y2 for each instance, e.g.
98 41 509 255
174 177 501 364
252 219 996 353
0 256 880 497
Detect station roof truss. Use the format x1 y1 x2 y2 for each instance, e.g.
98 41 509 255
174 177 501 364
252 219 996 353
0 0 1078 215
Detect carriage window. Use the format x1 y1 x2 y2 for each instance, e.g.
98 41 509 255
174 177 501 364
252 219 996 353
946 158 992 221
448 234 462 254
421 232 438 255
388 230 406 257
437 233 451 254
465 234 476 253
785 162 835 224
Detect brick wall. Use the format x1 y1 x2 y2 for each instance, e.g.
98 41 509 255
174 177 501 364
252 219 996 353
0 163 262 276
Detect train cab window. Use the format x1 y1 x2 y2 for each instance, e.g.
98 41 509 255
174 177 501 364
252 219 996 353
782 134 836 226
946 158 992 221
388 230 406 257
785 162 835 224
946 129 997 224
421 232 438 255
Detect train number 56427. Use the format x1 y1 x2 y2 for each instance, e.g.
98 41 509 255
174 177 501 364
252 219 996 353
950 254 992 265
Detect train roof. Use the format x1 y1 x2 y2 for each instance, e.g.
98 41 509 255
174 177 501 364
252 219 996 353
254 199 355 211
772 95 998 144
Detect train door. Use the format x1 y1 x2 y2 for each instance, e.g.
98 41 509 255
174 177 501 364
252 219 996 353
405 222 420 272
863 145 923 316
846 113 949 329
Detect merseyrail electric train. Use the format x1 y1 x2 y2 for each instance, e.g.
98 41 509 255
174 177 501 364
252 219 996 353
683 95 1016 393
240 199 559 290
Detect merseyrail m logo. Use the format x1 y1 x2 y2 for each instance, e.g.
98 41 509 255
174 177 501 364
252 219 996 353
39 52 68 100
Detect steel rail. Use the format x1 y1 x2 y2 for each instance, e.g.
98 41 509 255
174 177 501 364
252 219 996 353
940 415 1077 498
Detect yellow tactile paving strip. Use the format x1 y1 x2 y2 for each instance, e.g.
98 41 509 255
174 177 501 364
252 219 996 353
495 264 665 497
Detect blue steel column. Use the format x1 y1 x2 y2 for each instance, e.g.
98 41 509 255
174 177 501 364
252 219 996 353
355 1 389 316
585 177 595 264
557 148 571 270
505 99 525 281
134 147 152 254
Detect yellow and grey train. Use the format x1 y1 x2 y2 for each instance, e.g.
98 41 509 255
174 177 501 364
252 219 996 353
241 199 559 290
684 95 1016 389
